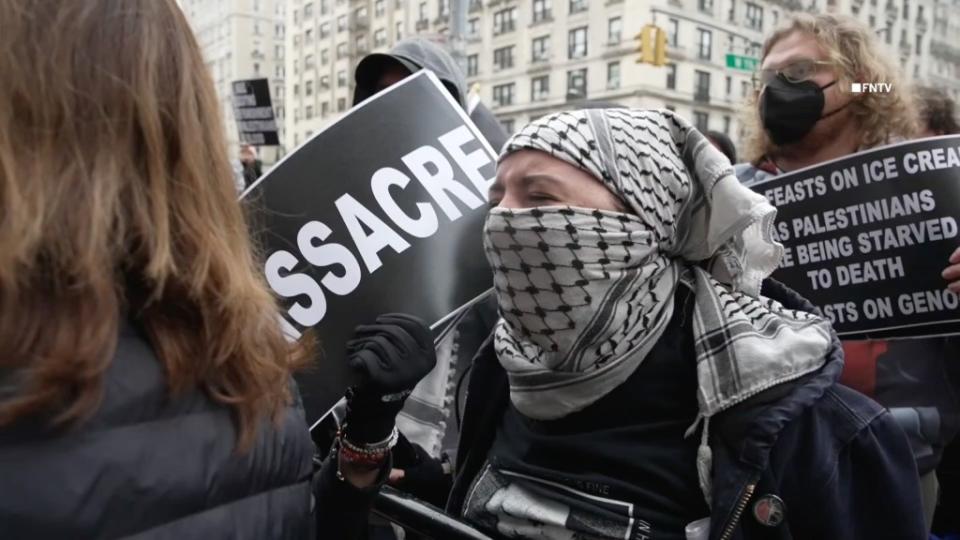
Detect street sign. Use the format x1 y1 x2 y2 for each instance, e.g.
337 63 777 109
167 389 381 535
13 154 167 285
726 53 759 71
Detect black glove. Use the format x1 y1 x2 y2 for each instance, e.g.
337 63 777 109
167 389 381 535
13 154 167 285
391 434 453 507
343 313 436 444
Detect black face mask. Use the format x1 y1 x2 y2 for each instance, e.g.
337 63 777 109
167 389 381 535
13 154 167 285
760 75 846 146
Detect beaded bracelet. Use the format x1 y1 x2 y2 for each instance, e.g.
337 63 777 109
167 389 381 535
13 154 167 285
333 426 398 481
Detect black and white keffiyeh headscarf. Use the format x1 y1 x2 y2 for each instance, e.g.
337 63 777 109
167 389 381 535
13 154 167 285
484 109 832 432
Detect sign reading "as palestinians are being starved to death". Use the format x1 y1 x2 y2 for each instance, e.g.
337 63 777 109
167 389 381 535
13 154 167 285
750 135 960 340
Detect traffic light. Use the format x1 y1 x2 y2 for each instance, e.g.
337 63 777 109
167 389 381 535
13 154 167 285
654 26 667 66
636 24 668 66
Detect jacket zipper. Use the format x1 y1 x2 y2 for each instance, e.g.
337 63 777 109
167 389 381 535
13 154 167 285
718 483 756 540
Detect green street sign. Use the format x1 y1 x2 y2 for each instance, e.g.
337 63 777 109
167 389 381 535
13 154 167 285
726 53 759 71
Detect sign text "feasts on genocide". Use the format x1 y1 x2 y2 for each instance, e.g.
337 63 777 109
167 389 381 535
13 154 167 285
752 136 960 339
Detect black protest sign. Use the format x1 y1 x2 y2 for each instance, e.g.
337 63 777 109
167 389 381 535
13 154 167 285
231 78 279 146
242 72 496 425
751 136 960 339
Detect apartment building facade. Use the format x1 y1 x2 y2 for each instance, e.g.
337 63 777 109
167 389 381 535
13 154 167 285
182 0 287 162
284 0 958 153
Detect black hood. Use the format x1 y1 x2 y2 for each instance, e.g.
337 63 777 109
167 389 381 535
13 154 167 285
353 38 467 107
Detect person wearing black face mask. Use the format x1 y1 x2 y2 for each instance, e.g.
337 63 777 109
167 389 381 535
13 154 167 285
736 14 960 534
758 69 851 146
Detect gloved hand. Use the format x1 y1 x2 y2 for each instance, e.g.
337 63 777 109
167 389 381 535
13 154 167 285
342 313 436 444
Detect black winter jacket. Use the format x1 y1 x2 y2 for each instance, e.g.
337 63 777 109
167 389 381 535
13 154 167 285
0 321 315 539
317 280 927 539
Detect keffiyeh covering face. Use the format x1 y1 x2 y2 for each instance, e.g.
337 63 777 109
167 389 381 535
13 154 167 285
484 109 832 422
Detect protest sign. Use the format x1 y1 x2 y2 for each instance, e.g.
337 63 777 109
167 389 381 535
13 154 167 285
750 135 960 339
231 78 279 146
242 71 496 425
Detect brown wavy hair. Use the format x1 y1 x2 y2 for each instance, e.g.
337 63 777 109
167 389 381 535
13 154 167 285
0 0 307 449
741 13 918 163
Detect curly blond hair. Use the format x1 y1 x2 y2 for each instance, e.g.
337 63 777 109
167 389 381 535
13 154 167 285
742 13 918 164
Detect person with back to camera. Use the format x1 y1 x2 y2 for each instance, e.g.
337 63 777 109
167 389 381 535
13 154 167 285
318 106 928 539
0 1 437 538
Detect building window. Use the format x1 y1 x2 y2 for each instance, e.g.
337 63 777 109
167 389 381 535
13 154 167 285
567 68 587 99
741 80 749 98
698 28 712 60
494 46 515 71
728 0 736 22
396 21 403 40
337 98 346 112
666 63 677 89
745 3 763 31
419 2 427 21
493 83 515 106
694 70 711 102
903 0 910 18
725 75 732 95
320 22 331 38
693 111 709 132
254 21 261 36
493 7 517 35
305 29 314 43
699 0 713 12
607 61 621 89
320 0 329 15
916 33 922 54
322 102 330 116
305 80 314 95
668 18 679 46
608 17 622 44
533 0 552 22
438 0 450 18
337 15 347 32
375 0 385 17
467 54 479 76
294 83 301 96
468 17 480 36
374 28 387 47
569 0 587 14
305 105 314 119
531 75 550 101
338 70 347 87
501 118 515 134
532 35 550 62
320 75 330 89
321 49 329 65
568 26 587 59
305 54 315 69
304 2 314 18
723 115 731 135
337 42 348 58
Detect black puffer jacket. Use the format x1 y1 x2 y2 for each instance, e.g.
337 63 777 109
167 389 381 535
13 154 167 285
0 320 315 539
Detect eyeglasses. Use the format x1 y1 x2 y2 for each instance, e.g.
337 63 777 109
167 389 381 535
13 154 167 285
751 59 835 90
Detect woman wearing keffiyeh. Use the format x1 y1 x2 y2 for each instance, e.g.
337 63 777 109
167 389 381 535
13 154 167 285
318 109 926 540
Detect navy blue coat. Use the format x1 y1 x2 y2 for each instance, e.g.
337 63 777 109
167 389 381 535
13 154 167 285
0 321 315 539
447 279 926 540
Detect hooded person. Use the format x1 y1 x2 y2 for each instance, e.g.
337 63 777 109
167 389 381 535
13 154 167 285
353 37 509 151
316 108 926 539
326 36 504 510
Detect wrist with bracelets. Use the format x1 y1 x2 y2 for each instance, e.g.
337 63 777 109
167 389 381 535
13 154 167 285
335 425 398 478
